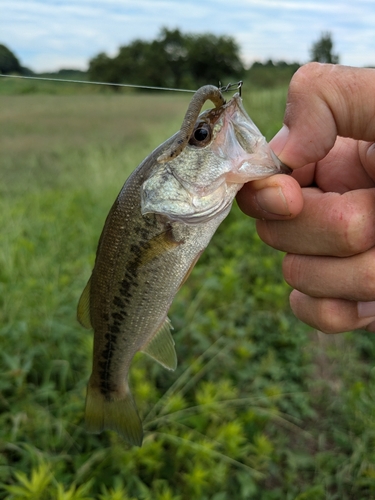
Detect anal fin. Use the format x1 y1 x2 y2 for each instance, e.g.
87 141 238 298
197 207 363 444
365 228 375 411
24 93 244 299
141 318 177 371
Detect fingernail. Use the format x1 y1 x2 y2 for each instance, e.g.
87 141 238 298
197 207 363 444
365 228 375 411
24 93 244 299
270 125 289 156
255 186 291 216
358 301 375 318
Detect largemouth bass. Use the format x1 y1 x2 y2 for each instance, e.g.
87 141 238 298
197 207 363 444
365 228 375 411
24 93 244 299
77 85 289 446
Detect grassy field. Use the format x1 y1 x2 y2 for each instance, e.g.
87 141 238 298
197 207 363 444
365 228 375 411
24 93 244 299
1 84 375 499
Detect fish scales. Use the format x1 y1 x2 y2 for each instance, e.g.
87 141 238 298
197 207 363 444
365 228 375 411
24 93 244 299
90 165 228 393
77 85 289 446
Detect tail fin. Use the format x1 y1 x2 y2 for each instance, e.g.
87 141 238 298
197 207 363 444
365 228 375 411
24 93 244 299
85 381 143 446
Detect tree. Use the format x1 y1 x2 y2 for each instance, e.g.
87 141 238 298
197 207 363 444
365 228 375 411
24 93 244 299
186 33 244 87
0 44 22 74
88 52 123 85
246 60 300 89
88 28 245 90
310 32 339 64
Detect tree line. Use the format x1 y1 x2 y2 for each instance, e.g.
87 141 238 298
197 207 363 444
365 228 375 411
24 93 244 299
1 31 340 89
88 28 245 90
0 44 24 75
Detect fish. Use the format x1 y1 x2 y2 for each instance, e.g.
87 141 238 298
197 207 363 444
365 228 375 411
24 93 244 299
77 84 290 447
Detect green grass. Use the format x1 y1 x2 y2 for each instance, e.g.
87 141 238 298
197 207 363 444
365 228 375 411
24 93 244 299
1 86 375 499
0 76 102 96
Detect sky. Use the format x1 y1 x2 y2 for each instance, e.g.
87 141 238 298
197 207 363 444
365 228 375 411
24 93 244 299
1 0 374 73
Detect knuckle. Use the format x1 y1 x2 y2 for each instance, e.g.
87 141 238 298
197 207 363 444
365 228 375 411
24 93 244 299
282 254 295 286
340 200 375 255
320 191 375 256
282 253 304 289
315 299 346 334
292 292 353 334
359 251 375 299
362 280 375 301
289 62 323 92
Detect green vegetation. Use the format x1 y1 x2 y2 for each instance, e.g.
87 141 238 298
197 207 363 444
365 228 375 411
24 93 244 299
88 28 244 90
0 45 23 75
87 28 300 92
0 85 375 499
310 32 339 64
246 61 300 90
0 34 299 95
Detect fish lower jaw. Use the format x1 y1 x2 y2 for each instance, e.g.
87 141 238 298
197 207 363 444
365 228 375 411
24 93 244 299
224 161 283 184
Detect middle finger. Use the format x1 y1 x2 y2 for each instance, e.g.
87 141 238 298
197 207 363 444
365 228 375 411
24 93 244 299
283 247 375 302
257 188 375 257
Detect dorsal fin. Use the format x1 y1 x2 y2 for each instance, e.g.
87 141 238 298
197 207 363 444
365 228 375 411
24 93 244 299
141 318 177 371
77 277 92 329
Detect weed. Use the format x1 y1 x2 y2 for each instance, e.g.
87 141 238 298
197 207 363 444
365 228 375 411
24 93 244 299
0 87 374 498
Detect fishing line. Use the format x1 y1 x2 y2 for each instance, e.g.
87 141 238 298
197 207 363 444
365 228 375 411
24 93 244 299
0 74 242 94
0 73 195 92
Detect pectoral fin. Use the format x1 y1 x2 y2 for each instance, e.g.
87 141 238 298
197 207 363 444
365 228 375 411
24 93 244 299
141 318 177 371
139 228 182 267
77 277 92 329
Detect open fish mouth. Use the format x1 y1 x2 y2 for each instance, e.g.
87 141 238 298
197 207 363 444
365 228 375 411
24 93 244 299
141 93 286 225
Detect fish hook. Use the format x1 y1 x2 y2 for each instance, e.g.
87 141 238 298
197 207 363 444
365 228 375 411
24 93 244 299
237 80 243 97
219 80 243 97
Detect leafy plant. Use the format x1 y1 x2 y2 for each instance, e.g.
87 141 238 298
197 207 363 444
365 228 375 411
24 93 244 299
0 87 375 499
3 463 52 499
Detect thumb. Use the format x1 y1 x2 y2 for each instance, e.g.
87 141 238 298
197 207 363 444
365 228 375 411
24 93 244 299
272 63 375 169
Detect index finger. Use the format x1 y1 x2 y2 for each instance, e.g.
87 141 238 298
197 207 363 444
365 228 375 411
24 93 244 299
274 63 375 169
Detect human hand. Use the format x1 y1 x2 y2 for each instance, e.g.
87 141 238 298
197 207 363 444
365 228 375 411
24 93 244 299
237 62 375 333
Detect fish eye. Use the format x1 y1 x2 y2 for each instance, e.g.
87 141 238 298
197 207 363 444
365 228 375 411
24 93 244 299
189 122 212 147
194 127 209 141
